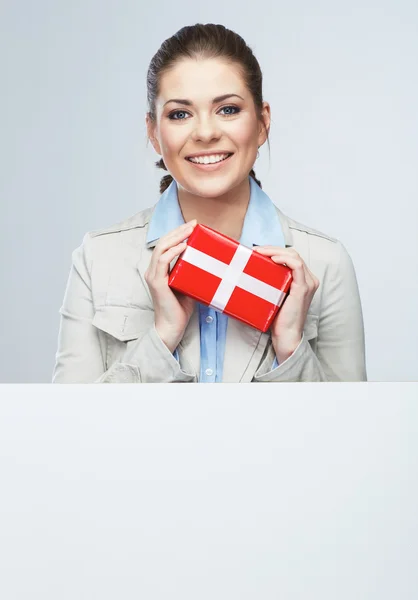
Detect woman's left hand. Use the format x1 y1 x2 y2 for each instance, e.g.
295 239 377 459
253 246 320 363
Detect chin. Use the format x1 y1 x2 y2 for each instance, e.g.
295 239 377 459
176 172 244 197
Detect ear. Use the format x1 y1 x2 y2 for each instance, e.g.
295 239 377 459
146 113 162 155
258 101 271 147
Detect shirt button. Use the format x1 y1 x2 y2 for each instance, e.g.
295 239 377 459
205 368 214 376
205 316 214 323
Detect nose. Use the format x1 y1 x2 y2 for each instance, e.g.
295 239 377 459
190 114 222 143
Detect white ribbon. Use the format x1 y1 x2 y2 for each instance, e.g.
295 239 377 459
181 244 286 312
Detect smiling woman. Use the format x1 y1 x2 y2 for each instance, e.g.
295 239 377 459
146 52 268 215
52 23 367 383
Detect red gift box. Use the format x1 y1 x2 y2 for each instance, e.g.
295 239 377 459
168 224 293 332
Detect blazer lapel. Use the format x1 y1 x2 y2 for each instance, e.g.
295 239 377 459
276 206 294 249
177 304 201 377
136 244 154 309
222 318 270 382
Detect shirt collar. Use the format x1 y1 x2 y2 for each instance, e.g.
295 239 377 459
146 176 285 249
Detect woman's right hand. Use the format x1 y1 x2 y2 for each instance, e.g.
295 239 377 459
144 220 198 352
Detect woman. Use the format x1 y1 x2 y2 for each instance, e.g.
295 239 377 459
52 23 367 383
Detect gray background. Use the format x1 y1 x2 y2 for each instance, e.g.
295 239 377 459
0 385 417 599
1 0 417 382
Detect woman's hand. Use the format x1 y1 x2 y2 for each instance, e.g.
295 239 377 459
253 246 320 362
144 220 198 352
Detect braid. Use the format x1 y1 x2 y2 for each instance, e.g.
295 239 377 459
249 168 262 189
155 158 173 194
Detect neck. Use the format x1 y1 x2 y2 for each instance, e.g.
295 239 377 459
178 177 251 241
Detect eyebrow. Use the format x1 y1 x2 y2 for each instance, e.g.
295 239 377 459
163 93 245 108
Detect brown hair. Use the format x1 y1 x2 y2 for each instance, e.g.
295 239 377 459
146 23 270 194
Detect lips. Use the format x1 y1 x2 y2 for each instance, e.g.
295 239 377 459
185 153 234 171
185 152 234 162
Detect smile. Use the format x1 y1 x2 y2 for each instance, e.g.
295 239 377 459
185 153 234 170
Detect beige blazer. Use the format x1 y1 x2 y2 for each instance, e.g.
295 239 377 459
52 205 367 383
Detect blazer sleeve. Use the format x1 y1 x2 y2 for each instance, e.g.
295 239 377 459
253 240 367 382
52 235 197 383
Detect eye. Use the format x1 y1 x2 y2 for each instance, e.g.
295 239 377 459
168 110 190 120
219 105 241 116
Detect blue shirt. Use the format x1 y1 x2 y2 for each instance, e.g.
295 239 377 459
146 176 286 382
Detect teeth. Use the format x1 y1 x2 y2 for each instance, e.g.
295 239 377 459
189 153 230 164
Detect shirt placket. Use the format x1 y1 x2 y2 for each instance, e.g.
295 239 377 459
198 303 217 382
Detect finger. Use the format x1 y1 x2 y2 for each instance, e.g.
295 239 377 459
255 247 304 274
155 224 195 253
147 229 188 280
151 222 196 266
254 246 319 291
254 247 304 270
170 219 197 236
305 265 320 288
269 254 308 287
153 242 187 282
302 267 318 294
276 257 316 292
155 220 197 251
148 229 191 282
300 263 320 291
254 246 299 258
274 255 318 293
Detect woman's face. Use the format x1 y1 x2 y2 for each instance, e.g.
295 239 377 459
147 57 270 198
